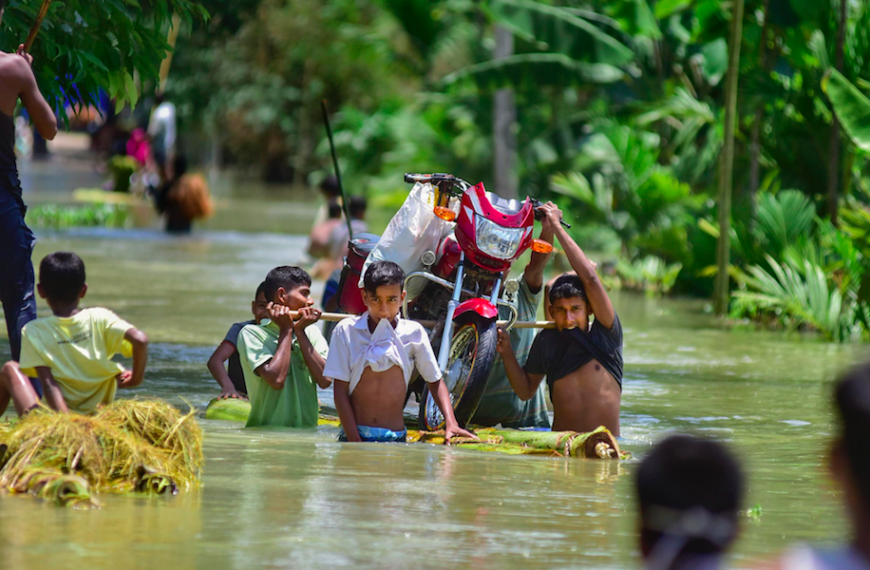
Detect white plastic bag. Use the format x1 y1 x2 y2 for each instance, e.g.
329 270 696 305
359 182 457 299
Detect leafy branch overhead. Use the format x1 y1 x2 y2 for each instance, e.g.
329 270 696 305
0 0 208 111
442 0 632 90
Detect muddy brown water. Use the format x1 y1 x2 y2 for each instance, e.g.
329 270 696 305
0 152 863 569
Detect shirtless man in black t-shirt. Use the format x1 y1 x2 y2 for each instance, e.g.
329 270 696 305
497 204 623 435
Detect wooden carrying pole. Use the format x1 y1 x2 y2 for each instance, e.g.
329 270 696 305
288 311 556 330
23 0 53 52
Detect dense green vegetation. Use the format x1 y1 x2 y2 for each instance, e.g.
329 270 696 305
1 1 207 112
163 0 870 340
7 0 869 340
26 203 130 230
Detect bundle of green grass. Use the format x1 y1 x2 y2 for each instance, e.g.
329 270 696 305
0 398 203 508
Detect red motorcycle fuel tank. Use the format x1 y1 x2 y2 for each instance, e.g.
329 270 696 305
336 233 379 315
453 183 535 272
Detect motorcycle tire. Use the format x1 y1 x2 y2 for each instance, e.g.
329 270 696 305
418 314 497 430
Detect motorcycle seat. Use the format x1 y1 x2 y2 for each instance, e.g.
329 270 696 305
484 191 525 215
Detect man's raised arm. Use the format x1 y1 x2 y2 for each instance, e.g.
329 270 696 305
15 46 57 141
549 208 616 329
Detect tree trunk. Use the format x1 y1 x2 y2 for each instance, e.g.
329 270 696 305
714 0 746 317
158 14 182 93
827 0 847 226
748 0 770 217
749 110 762 203
493 25 518 199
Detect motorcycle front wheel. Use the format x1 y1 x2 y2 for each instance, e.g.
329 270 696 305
418 314 497 430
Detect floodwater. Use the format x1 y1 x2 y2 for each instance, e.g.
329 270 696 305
0 147 865 569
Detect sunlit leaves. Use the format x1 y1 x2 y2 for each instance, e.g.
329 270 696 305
1 0 208 113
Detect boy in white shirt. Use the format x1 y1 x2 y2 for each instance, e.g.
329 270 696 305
324 261 477 443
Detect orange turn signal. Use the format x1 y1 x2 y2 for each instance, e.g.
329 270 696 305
531 239 553 254
434 206 456 222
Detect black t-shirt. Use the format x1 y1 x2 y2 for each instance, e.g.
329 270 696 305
525 315 623 390
224 320 254 395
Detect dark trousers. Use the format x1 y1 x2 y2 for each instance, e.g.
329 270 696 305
0 184 41 396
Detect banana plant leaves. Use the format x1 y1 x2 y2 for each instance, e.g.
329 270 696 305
441 53 624 90
490 0 634 65
823 69 870 153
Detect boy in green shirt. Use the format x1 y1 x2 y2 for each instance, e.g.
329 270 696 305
238 266 329 428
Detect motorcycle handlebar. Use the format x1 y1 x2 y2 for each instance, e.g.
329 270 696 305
404 173 456 184
404 174 570 228
530 198 571 229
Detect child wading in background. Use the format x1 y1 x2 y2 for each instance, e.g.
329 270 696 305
237 266 330 428
324 261 478 443
153 155 213 234
0 252 149 415
206 282 270 399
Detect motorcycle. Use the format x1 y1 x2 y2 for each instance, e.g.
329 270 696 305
335 172 557 429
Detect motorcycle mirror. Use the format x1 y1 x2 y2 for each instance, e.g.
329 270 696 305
531 239 554 254
434 206 456 222
504 280 520 295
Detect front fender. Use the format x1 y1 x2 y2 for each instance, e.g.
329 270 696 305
453 298 498 321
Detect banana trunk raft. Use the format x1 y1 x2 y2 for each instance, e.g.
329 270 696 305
205 398 627 460
0 399 204 508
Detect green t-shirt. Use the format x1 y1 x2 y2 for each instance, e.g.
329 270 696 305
237 320 329 428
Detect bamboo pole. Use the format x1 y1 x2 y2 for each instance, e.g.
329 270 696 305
204 401 627 460
23 0 53 52
288 311 557 329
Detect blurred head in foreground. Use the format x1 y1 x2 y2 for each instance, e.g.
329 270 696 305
636 434 745 570
832 362 870 551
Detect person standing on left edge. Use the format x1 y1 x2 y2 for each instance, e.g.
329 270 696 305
0 0 58 391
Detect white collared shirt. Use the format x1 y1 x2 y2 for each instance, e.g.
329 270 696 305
323 312 442 395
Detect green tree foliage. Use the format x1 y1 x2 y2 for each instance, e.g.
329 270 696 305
1 0 207 111
824 69 870 153
162 0 870 339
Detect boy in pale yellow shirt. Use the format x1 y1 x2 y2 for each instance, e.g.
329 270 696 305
0 252 149 415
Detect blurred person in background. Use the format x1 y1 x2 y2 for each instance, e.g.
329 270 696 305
309 199 343 259
147 92 176 183
329 195 368 259
761 362 870 570
153 155 213 234
126 128 151 168
314 175 342 224
309 199 344 280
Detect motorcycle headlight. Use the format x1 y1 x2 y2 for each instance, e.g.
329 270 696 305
475 216 523 260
